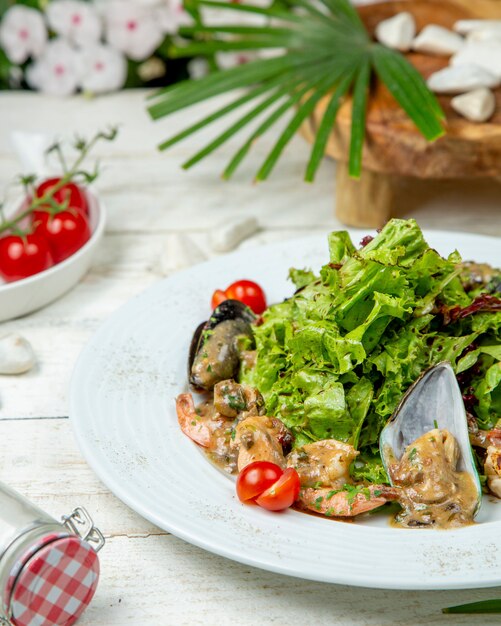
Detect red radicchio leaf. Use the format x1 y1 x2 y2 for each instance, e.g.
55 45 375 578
441 294 501 325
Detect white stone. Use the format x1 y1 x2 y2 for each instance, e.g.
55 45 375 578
0 334 36 375
451 41 501 79
451 88 496 123
210 216 259 253
375 12 416 51
412 24 464 55
427 63 500 93
454 19 501 36
467 27 501 43
159 233 206 276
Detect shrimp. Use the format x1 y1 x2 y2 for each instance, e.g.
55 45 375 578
176 393 237 472
485 446 501 498
233 415 291 471
468 424 501 498
298 484 400 517
287 440 358 489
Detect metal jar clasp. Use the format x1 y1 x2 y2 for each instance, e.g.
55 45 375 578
62 507 105 553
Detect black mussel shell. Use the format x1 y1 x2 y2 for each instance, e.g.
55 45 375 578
188 300 256 390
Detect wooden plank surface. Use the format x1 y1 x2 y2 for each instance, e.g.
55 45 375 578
0 91 500 625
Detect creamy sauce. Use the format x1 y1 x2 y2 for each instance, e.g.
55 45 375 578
387 429 478 529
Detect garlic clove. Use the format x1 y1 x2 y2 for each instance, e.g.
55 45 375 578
412 24 464 56
375 12 416 51
0 334 36 375
451 41 501 79
454 20 501 36
159 233 207 276
210 216 259 253
427 63 500 94
451 88 496 123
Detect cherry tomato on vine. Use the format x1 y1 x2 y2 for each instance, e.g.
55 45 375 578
35 178 88 216
236 461 284 503
33 210 91 263
0 233 53 282
211 279 267 314
255 468 301 512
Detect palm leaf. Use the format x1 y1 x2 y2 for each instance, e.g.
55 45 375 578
443 599 501 614
305 67 356 182
349 56 370 178
148 0 445 182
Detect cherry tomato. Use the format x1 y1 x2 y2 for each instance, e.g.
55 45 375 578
0 233 53 282
35 178 88 216
211 279 267 314
236 461 284 503
255 468 301 512
33 210 91 263
211 289 227 310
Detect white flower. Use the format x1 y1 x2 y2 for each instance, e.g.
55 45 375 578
77 42 127 94
156 0 193 35
202 0 272 27
0 5 47 64
104 1 165 61
26 39 80 97
187 57 209 79
216 51 257 70
46 0 102 46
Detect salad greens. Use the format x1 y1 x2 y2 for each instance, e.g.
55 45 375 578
241 219 501 483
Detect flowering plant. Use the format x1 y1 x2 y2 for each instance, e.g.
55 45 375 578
0 0 211 95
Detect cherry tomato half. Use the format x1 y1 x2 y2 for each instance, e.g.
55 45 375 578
211 289 227 310
255 468 301 512
33 210 91 263
35 178 88 216
0 233 53 282
236 461 283 503
211 279 267 314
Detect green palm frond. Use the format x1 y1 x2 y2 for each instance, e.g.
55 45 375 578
147 0 445 181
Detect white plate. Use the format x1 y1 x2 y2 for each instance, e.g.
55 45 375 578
0 190 105 322
70 230 501 590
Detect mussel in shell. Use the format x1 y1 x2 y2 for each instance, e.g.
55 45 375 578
380 361 482 528
189 299 256 390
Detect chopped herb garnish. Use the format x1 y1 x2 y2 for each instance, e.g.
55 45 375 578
409 448 417 462
315 496 324 510
433 419 439 429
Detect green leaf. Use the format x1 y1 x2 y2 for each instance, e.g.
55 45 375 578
255 64 354 181
305 68 356 182
148 55 301 117
159 75 296 150
223 80 319 179
182 78 303 169
443 599 501 614
158 77 291 151
348 56 370 178
372 44 445 140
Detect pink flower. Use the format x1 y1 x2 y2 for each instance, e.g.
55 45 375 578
156 0 193 35
26 39 80 97
77 43 127 94
46 0 102 46
104 1 165 61
0 5 47 64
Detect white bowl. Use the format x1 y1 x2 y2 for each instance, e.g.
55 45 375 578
0 189 105 322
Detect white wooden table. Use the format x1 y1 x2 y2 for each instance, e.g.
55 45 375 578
0 91 500 626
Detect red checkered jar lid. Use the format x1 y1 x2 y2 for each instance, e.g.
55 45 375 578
8 535 99 626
